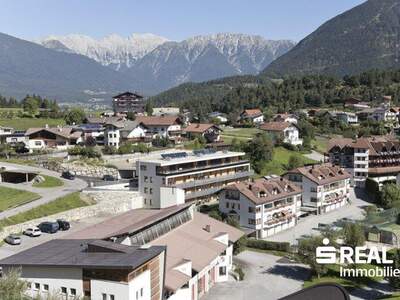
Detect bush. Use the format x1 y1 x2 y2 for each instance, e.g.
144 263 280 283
246 239 291 252
365 177 380 202
234 266 245 281
68 146 101 158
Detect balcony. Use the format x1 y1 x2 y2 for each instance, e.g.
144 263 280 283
264 212 294 227
184 186 223 200
157 160 250 175
172 170 254 189
322 195 346 206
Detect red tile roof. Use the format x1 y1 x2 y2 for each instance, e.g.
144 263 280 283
136 116 181 126
260 122 293 132
184 123 220 133
285 163 350 185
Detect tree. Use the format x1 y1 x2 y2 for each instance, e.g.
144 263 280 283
287 155 303 170
226 216 240 228
380 183 400 209
64 108 86 125
126 111 136 121
145 101 153 116
0 268 28 299
298 236 329 278
389 250 400 289
22 97 39 116
245 133 274 173
343 223 365 248
208 210 222 221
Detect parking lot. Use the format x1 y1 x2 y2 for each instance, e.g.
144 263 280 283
0 216 109 260
203 250 311 300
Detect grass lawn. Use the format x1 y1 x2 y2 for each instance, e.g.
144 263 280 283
0 117 65 130
0 192 90 228
303 263 384 290
311 135 329 154
221 127 263 142
260 147 316 176
0 186 41 212
32 175 64 188
0 158 36 166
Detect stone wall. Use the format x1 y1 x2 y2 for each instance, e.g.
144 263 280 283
0 190 143 240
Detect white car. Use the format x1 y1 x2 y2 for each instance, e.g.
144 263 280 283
23 227 41 237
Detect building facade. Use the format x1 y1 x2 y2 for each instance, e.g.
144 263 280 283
136 150 252 208
219 176 302 238
113 92 147 115
260 122 303 146
284 163 351 214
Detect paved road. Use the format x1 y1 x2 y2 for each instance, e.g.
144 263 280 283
203 251 311 300
0 162 87 219
303 150 324 162
266 188 371 244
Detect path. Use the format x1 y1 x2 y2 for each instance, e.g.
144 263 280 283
303 150 324 162
0 162 87 219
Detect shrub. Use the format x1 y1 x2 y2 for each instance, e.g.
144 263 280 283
68 146 101 159
246 239 291 252
234 266 245 281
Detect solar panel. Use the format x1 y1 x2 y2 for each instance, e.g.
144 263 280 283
161 152 188 160
193 148 217 156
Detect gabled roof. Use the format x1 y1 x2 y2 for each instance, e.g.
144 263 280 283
184 123 221 133
223 177 302 205
241 109 262 117
136 116 182 126
260 122 295 132
113 91 144 99
285 163 350 185
25 127 80 140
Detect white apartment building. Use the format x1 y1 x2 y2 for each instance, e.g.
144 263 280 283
337 112 358 125
260 122 303 146
68 204 243 300
0 239 166 300
136 149 252 208
284 163 351 215
219 175 302 238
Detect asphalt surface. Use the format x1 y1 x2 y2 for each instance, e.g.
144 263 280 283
0 162 87 219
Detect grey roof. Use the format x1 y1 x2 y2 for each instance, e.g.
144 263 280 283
0 239 165 270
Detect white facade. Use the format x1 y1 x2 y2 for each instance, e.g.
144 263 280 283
283 125 303 146
105 125 122 148
337 112 358 125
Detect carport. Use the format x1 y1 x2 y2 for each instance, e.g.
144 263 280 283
0 168 38 183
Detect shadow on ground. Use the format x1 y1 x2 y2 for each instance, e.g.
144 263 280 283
265 264 311 282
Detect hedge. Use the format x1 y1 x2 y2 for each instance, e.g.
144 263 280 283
246 239 291 252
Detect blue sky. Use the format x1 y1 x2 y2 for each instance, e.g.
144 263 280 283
1 0 365 41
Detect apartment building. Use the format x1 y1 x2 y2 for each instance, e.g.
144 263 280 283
113 92 147 115
136 149 252 208
260 122 303 146
337 112 358 125
284 163 351 214
136 116 182 141
68 204 243 300
219 176 302 238
0 239 166 300
326 136 400 187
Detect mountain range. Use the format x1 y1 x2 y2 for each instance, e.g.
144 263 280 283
263 0 400 77
38 33 295 95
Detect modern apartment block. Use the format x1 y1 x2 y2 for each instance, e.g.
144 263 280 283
326 136 400 187
284 163 351 214
136 149 253 208
0 239 166 300
68 204 243 300
219 176 302 238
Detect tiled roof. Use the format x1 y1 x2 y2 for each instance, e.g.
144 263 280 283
242 109 262 117
184 123 220 133
136 116 181 126
224 177 302 205
25 127 80 140
285 163 350 185
327 136 400 155
260 122 293 132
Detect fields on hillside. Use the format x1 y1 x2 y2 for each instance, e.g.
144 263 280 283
0 117 65 130
221 127 262 142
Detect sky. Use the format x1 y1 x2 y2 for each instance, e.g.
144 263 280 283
0 0 366 42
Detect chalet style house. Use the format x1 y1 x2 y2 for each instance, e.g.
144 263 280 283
113 92 147 115
24 126 83 150
184 123 222 143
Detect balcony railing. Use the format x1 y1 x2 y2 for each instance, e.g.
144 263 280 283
172 170 253 189
322 195 346 206
184 186 223 200
264 213 294 227
157 160 250 175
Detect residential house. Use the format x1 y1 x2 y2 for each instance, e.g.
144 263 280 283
344 97 370 110
104 120 149 149
77 123 105 145
284 163 351 214
272 113 298 124
0 126 13 143
326 136 400 188
239 109 264 124
260 122 303 146
113 91 147 115
0 239 166 300
219 176 302 238
25 126 82 150
68 204 243 300
136 116 182 142
337 112 358 125
208 112 228 124
184 123 222 143
5 130 27 146
136 149 252 207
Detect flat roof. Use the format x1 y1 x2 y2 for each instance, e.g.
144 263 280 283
0 239 165 270
136 150 246 166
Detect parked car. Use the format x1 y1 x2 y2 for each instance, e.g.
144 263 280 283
23 227 41 237
103 174 117 181
4 234 21 245
38 222 59 234
61 171 75 180
57 219 70 231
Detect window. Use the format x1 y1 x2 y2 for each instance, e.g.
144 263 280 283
70 288 76 296
248 218 255 225
43 284 49 292
226 202 229 209
310 197 318 203
61 287 67 295
35 283 40 290
149 188 153 195
248 207 255 213
110 295 115 300
144 187 148 193
140 165 147 171
219 266 227 276
102 294 107 300
150 177 153 183
140 288 143 297
144 176 148 182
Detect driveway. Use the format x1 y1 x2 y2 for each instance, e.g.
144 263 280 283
203 250 311 300
266 188 371 244
0 162 87 219
303 150 324 162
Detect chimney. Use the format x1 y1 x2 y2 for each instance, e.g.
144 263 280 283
204 225 211 232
